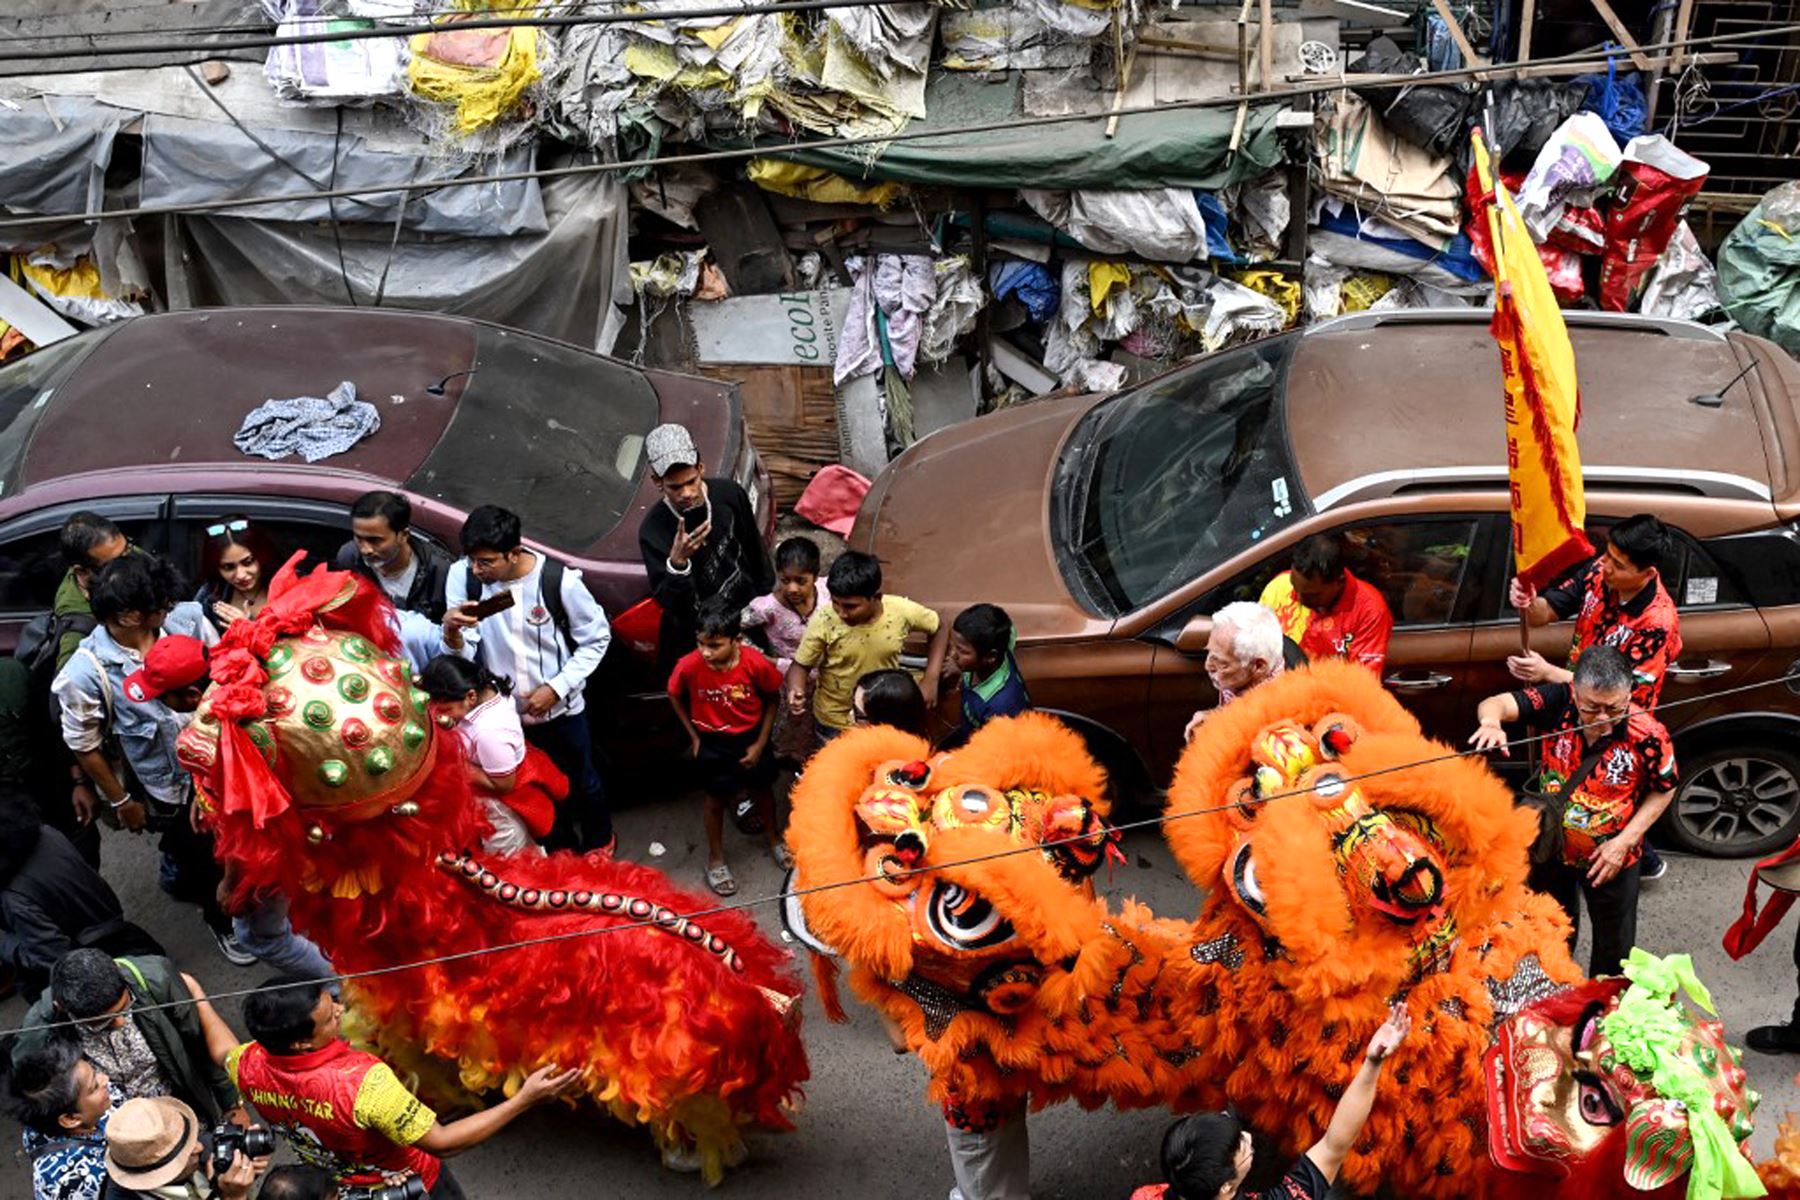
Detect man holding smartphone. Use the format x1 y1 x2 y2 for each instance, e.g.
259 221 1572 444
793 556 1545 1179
443 506 614 854
637 424 773 682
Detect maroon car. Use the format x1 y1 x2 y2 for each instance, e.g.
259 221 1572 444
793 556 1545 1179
0 307 773 711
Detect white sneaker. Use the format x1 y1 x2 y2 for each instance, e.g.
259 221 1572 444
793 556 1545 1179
662 1144 703 1174
213 929 258 968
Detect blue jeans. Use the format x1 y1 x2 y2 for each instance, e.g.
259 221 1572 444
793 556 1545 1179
232 896 334 983
525 712 612 852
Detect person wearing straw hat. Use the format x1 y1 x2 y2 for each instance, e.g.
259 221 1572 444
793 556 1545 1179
101 1096 264 1200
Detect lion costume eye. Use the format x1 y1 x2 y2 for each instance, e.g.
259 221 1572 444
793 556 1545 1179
926 883 1016 950
1576 1071 1624 1126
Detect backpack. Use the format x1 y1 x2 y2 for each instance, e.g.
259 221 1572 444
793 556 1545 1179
462 558 574 654
11 610 95 789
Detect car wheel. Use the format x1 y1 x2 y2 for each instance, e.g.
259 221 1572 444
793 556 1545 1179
1665 744 1800 858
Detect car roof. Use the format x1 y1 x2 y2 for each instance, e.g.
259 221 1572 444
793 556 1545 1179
1285 311 1785 512
23 307 482 487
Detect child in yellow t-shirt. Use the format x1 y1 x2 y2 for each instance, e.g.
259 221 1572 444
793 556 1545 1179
784 551 948 743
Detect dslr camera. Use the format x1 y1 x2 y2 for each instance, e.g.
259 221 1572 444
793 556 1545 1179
341 1177 428 1200
208 1122 276 1176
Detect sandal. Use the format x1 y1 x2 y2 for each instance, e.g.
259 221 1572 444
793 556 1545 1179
706 863 738 897
772 843 795 871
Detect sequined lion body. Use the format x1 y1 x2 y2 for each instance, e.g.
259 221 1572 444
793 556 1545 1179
791 660 1759 1198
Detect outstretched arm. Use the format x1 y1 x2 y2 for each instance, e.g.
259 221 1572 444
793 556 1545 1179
1306 1003 1411 1183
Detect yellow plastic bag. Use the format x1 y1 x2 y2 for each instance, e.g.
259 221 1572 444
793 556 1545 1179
746 159 901 207
1341 272 1394 312
1230 268 1302 324
1088 262 1132 312
408 22 540 134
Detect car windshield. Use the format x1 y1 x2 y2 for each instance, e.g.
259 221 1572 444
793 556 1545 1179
406 326 658 551
0 336 100 496
1057 336 1306 615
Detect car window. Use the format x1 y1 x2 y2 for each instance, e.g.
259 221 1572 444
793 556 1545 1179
1702 528 1800 608
1582 520 1742 611
1196 517 1482 630
0 335 102 494
1055 335 1305 615
406 327 658 554
0 504 163 614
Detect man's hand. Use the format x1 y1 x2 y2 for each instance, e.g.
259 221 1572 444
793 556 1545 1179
516 1064 582 1106
669 519 712 569
1467 719 1510 756
221 1105 252 1129
740 739 766 770
189 800 210 834
1508 578 1537 612
919 675 939 709
523 685 559 717
209 1149 261 1200
687 732 702 760
1364 1002 1411 1063
443 602 480 637
1587 836 1636 885
1183 710 1211 744
785 684 808 717
70 782 96 826
115 798 148 833
1506 650 1553 683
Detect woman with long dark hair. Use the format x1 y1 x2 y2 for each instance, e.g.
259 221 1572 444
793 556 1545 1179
196 517 279 632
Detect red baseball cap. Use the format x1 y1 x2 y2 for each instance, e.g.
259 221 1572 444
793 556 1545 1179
123 636 210 704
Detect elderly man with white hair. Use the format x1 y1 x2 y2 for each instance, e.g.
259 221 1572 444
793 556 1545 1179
1183 600 1288 742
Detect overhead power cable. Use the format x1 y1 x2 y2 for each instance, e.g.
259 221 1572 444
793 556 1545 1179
2 663 1793 1041
0 21 1776 232
0 0 928 63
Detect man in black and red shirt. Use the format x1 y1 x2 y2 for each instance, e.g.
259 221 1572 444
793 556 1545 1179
1470 645 1677 976
1506 514 1681 881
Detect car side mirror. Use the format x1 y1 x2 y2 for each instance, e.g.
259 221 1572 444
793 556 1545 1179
1174 614 1210 657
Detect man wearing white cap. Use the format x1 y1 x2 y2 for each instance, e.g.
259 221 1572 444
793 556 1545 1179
102 1095 265 1200
636 423 772 680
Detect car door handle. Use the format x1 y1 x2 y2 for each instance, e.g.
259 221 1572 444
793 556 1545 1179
1384 672 1454 691
1667 659 1731 680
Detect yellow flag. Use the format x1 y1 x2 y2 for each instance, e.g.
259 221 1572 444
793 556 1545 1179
1471 129 1593 588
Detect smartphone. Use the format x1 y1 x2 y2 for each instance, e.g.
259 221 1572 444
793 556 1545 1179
463 590 516 620
680 506 705 534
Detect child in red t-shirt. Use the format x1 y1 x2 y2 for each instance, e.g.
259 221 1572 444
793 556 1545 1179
668 598 788 896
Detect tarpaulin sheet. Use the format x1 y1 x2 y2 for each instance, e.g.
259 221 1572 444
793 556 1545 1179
140 112 546 237
0 93 127 217
773 74 1282 190
171 171 630 352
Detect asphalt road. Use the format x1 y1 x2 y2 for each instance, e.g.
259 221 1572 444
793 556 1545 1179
7 801 1800 1200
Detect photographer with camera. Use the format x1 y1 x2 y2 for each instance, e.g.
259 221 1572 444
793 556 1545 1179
101 1095 270 1200
189 975 578 1199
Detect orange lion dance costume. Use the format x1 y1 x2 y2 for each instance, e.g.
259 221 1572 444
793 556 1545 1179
176 556 806 1183
790 660 1763 1198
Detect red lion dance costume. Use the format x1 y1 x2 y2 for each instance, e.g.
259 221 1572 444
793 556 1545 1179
790 661 1764 1198
176 557 806 1183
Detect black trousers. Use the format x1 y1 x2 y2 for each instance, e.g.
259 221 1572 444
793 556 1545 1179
524 712 612 852
1531 858 1641 977
428 1165 466 1200
157 810 232 935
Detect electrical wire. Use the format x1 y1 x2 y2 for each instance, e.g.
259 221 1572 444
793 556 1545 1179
4 664 1795 1040
0 0 929 63
0 21 1775 233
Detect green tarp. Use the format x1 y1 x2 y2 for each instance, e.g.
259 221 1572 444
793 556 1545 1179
764 74 1285 192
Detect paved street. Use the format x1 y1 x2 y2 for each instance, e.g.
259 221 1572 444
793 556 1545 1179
8 796 1800 1200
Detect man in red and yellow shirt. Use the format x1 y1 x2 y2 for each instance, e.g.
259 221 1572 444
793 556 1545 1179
191 975 576 1197
1469 645 1676 977
1259 535 1393 675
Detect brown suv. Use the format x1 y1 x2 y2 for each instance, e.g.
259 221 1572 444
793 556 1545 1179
851 310 1800 857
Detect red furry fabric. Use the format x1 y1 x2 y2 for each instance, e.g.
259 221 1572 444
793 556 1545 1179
198 564 808 1178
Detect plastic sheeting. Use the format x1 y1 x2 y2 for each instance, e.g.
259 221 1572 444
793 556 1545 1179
1719 183 1800 353
0 93 126 219
140 112 546 236
169 170 631 353
784 90 1283 191
1020 187 1212 263
1639 220 1723 322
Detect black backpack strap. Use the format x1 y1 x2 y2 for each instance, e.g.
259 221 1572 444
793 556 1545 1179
540 557 574 655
